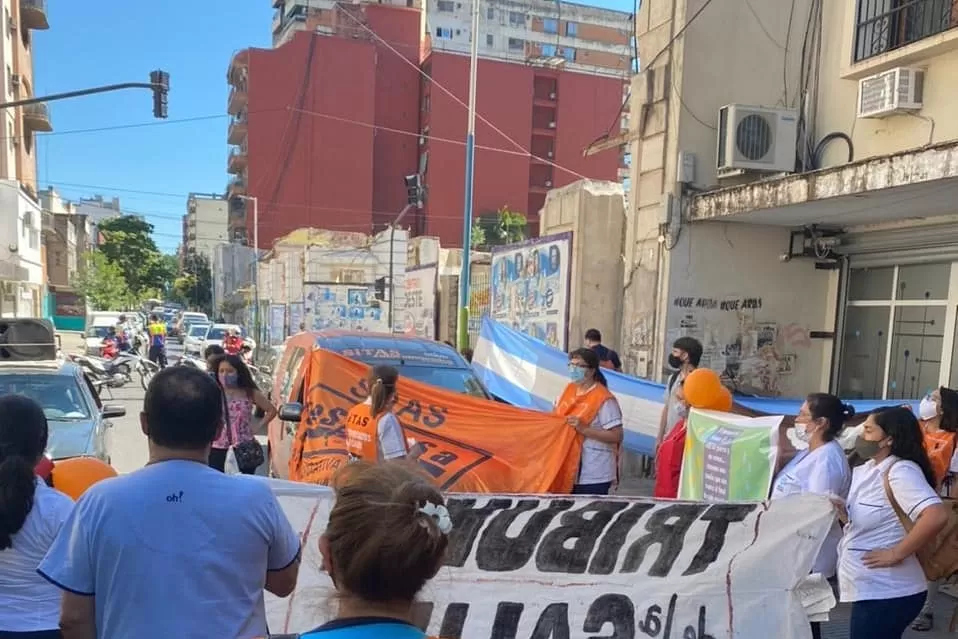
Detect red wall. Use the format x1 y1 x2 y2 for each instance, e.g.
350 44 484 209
420 52 625 247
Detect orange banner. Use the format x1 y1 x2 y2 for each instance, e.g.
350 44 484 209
288 349 581 493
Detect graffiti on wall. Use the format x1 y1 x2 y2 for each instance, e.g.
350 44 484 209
668 296 808 396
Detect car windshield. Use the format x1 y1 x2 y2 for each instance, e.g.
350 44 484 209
207 327 227 340
189 325 210 337
86 326 110 338
0 374 91 420
398 366 487 398
183 314 207 322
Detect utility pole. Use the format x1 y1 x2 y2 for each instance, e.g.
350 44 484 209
0 71 170 117
387 203 415 332
457 0 481 351
237 195 259 346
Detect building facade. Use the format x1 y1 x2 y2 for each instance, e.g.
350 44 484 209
625 0 958 401
229 0 632 250
75 195 122 245
183 193 228 264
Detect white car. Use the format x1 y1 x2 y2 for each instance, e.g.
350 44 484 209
203 324 256 352
84 321 116 356
183 323 211 357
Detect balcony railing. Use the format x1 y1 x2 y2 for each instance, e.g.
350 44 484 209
228 115 247 145
227 85 247 115
854 0 954 61
228 146 248 174
20 0 49 30
22 102 52 132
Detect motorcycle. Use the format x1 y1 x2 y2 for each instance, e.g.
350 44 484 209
176 354 207 371
73 351 160 393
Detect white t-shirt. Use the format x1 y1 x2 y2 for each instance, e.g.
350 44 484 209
360 398 407 461
770 441 851 577
837 456 942 602
574 391 623 485
0 479 73 632
38 460 301 638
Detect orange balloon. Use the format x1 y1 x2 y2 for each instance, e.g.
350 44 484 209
683 368 723 409
51 457 118 500
708 387 734 412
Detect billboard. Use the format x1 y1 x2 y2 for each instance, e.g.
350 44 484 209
490 232 572 350
403 264 437 339
268 304 287 345
288 302 304 334
303 284 386 332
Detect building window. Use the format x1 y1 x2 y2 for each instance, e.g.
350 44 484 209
437 0 455 11
486 33 494 46
509 11 524 26
435 26 453 39
543 18 558 33
566 21 578 36
487 6 494 19
541 44 557 57
508 37 524 51
561 47 576 61
854 0 954 62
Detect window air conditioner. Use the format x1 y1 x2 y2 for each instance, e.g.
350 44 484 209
857 67 924 119
716 104 798 178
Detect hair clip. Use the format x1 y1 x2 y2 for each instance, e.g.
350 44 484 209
418 501 453 534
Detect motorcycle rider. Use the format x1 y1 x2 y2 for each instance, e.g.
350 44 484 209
147 314 168 369
223 328 244 356
101 327 119 360
115 315 132 353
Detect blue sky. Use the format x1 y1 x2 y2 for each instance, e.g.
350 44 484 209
34 1 633 254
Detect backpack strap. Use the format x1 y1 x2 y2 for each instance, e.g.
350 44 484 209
667 371 680 393
882 459 914 532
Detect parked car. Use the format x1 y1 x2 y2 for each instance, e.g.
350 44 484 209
84 319 118 356
266 330 489 479
0 358 124 463
183 323 211 357
175 312 209 341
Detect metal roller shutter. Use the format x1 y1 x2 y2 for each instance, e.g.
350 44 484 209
839 222 958 268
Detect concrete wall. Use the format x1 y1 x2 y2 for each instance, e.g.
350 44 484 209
540 179 626 352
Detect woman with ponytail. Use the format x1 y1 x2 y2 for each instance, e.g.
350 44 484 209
344 365 424 464
0 395 74 638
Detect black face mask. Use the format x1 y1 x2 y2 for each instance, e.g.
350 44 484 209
668 354 684 370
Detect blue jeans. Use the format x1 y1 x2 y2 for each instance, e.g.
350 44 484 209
849 592 926 639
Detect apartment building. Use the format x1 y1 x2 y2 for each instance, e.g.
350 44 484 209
75 194 122 246
622 0 958 403
182 193 229 265
228 0 632 249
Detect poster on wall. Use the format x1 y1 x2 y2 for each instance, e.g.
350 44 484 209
268 304 287 345
303 284 386 332
490 232 572 350
288 302 304 334
403 264 437 339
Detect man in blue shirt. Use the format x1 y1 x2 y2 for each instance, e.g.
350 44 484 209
585 328 622 372
38 366 301 638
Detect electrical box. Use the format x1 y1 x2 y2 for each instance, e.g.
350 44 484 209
677 151 695 184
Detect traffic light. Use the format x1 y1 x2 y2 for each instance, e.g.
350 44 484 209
404 174 422 207
150 70 169 119
374 277 387 301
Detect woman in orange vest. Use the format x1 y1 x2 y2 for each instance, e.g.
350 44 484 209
554 348 624 495
344 365 421 464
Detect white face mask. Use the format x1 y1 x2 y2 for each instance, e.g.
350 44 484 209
794 422 810 442
919 397 939 421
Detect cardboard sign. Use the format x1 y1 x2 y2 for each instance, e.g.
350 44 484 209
288 350 581 493
266 480 835 638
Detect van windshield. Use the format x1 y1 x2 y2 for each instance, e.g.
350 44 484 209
395 366 487 398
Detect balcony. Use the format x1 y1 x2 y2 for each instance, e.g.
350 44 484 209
228 114 247 145
227 49 249 86
227 175 246 198
20 0 49 30
22 102 52 132
227 85 247 115
227 145 247 174
229 196 247 219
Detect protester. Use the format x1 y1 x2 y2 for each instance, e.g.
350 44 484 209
209 353 277 474
0 396 73 639
584 328 621 371
656 336 702 452
835 406 949 639
38 366 301 638
146 313 168 368
770 393 853 639
912 386 958 631
554 348 623 495
653 379 687 498
344 365 421 463
299 461 450 639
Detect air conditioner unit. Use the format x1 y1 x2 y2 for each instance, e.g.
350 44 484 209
547 121 556 128
857 67 924 119
716 104 798 177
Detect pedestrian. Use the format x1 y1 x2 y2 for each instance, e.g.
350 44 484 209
344 365 422 463
584 328 621 371
835 406 949 639
653 379 687 498
656 336 702 453
0 395 73 639
208 353 277 474
770 393 853 639
554 348 623 495
299 461 451 639
204 343 226 373
912 386 958 631
146 313 168 368
38 366 301 638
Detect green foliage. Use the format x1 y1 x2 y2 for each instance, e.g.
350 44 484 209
474 207 528 248
97 216 172 296
72 251 131 311
470 222 486 248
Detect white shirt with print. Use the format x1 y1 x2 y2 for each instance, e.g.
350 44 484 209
574 389 623 485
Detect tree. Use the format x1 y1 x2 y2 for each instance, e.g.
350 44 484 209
97 216 170 296
470 222 486 248
474 207 528 248
170 251 213 314
72 251 131 311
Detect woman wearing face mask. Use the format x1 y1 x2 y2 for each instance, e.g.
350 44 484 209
653 381 688 498
835 407 949 639
769 394 853 639
911 386 958 631
554 348 624 495
208 354 277 473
